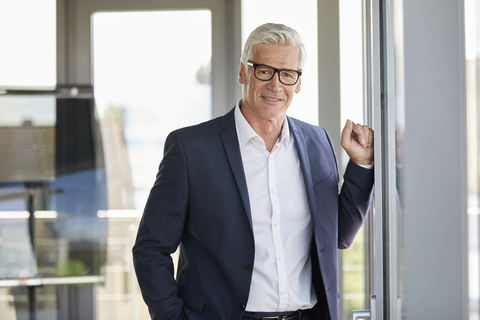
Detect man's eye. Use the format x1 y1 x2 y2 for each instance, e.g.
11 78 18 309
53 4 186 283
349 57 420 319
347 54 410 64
259 69 272 75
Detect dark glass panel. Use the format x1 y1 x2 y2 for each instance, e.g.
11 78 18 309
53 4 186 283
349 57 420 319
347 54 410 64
0 94 107 279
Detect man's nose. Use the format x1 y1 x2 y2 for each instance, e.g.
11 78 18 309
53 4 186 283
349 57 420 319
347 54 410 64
266 72 283 91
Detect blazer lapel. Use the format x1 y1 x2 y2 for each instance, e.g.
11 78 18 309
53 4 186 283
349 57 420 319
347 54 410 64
288 117 317 226
219 108 253 229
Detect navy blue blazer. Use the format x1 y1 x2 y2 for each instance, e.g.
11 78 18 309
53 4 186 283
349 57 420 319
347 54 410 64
133 108 374 320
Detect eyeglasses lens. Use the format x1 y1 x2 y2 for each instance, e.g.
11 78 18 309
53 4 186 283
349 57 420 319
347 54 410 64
254 65 298 85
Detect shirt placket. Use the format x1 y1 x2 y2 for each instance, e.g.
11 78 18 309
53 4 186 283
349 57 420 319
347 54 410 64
268 149 288 310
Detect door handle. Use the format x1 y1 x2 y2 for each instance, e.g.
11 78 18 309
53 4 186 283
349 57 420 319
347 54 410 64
352 310 371 320
352 295 376 320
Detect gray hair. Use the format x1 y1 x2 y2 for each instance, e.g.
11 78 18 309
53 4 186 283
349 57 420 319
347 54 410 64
240 23 306 70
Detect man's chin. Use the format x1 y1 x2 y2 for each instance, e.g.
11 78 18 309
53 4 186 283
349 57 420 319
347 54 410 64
256 109 287 122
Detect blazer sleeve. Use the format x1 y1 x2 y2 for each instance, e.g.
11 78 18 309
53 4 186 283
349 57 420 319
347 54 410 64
132 131 188 320
337 159 374 249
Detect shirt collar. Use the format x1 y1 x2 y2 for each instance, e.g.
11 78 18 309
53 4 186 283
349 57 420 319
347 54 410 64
234 99 291 148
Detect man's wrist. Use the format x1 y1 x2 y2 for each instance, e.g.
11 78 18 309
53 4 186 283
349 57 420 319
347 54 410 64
351 159 374 169
358 163 373 169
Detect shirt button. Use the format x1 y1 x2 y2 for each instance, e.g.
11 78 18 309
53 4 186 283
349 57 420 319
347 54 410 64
274 223 278 228
239 303 246 310
244 263 253 270
278 257 283 261
271 189 275 194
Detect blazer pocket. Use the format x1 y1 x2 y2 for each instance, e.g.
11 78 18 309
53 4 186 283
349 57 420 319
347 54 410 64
178 286 206 312
313 173 336 195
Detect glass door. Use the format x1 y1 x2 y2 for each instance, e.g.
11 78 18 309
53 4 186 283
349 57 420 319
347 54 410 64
352 0 404 319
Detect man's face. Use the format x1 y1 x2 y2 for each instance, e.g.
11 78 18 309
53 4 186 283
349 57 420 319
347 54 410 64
238 44 302 124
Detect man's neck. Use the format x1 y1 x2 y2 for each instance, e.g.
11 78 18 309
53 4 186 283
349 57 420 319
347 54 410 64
254 120 283 152
240 107 285 152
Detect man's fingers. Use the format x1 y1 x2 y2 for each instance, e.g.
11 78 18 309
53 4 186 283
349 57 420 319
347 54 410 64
350 123 366 147
360 125 373 148
362 125 373 148
350 122 374 148
341 119 374 149
365 126 374 147
341 119 353 147
341 120 374 165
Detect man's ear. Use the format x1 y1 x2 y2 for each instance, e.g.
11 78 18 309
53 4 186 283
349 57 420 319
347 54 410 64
295 77 301 94
238 63 246 85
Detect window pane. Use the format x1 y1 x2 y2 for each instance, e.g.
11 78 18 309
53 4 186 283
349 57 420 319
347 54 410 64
0 96 56 182
0 95 108 319
340 0 365 168
92 10 212 320
339 1 367 319
465 0 480 318
0 0 56 89
93 10 212 210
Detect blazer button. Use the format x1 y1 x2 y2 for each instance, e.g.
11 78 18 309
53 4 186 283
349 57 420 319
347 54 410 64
244 263 253 270
239 303 246 311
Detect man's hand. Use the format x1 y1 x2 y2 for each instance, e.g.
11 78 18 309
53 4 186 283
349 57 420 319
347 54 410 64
341 119 374 166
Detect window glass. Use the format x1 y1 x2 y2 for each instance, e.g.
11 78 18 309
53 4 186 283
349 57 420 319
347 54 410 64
92 10 212 320
0 95 107 319
0 0 56 89
0 96 56 182
465 0 480 318
340 0 365 168
93 10 212 210
339 1 367 318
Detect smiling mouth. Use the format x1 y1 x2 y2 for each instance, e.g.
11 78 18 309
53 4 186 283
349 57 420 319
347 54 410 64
263 96 282 102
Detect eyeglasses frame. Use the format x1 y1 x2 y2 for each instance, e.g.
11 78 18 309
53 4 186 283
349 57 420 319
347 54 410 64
246 61 302 86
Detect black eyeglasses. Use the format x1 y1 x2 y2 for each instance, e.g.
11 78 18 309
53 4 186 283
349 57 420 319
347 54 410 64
246 61 302 85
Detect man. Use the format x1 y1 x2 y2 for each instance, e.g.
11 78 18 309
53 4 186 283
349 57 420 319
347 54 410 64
133 23 374 320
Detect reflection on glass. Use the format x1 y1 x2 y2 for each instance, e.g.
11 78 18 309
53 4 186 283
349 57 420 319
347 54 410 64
0 215 37 279
394 6 406 318
0 96 55 182
92 10 212 320
0 95 108 319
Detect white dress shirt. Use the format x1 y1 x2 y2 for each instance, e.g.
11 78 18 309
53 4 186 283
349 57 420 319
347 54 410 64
234 103 317 312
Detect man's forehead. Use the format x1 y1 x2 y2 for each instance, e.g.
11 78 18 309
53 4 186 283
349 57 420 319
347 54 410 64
252 43 298 54
251 44 301 68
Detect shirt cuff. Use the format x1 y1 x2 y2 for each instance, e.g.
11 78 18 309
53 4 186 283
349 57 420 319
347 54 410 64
357 163 373 170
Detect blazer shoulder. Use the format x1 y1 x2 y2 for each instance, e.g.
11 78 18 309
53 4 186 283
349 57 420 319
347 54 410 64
288 116 339 172
171 107 235 138
173 117 220 137
288 116 331 141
